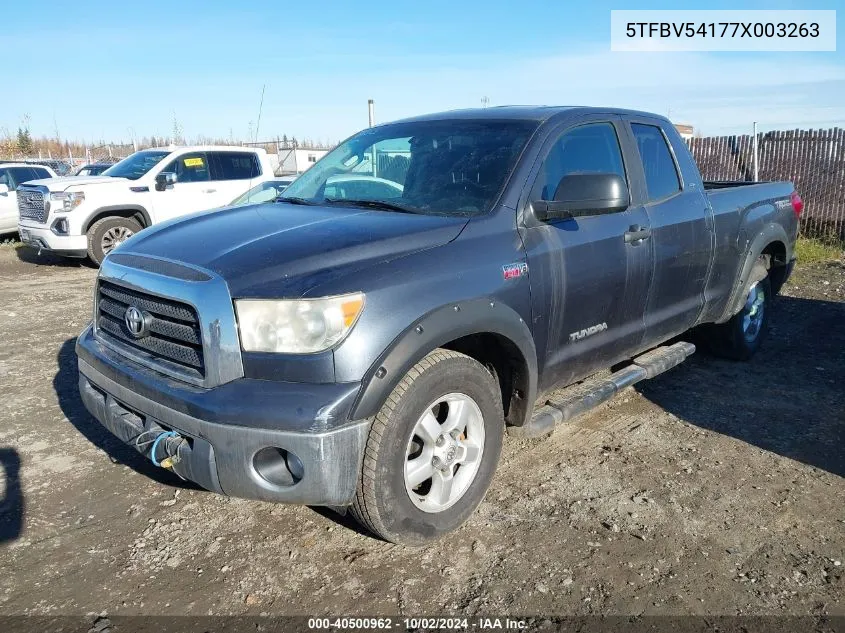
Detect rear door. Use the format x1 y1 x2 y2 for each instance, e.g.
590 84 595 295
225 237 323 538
624 117 713 346
208 151 265 205
520 116 654 391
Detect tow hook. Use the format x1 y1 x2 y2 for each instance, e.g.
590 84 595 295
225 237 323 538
149 431 186 469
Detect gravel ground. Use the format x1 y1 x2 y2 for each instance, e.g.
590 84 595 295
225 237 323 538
0 244 842 617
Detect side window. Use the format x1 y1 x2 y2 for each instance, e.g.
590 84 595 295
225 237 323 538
162 152 210 183
210 152 261 181
631 123 681 201
532 122 626 201
31 167 51 179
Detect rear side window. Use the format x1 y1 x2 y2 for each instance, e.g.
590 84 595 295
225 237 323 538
631 123 681 201
532 122 626 201
210 152 262 181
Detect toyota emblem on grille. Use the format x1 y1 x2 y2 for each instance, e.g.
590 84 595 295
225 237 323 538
124 306 151 338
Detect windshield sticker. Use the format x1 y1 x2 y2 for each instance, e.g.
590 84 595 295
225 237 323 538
183 157 204 168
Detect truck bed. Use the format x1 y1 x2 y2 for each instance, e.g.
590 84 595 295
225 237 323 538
704 180 795 214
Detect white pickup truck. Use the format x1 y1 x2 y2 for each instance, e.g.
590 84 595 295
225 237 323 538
17 146 275 264
0 163 58 235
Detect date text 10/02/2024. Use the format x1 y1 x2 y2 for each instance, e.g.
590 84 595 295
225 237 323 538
307 617 528 630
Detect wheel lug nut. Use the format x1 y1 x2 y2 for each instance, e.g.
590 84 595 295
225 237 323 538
432 456 442 467
435 435 445 446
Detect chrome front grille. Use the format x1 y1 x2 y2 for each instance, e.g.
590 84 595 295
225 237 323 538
17 187 47 223
95 255 244 388
96 279 205 377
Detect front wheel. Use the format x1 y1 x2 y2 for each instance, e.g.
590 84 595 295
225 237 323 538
87 216 142 266
351 349 504 545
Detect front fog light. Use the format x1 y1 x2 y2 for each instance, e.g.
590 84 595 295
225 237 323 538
51 218 68 235
235 293 364 354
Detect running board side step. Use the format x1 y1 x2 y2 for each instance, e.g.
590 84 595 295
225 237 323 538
511 341 695 439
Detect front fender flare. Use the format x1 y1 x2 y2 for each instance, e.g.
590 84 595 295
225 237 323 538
83 204 152 234
350 298 538 426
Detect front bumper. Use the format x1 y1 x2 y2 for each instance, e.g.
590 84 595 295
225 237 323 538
76 325 369 506
18 221 88 258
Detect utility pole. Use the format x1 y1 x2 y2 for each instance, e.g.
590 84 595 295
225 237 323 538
368 99 375 127
254 84 266 143
752 121 759 182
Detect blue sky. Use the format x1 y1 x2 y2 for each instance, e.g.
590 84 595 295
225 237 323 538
2 0 843 144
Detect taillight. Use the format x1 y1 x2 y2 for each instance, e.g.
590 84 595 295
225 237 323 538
790 191 803 218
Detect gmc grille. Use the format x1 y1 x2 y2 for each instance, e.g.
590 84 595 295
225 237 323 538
17 188 47 223
96 280 205 376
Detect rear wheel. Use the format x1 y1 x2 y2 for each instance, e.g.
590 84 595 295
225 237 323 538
351 349 504 545
87 216 142 266
705 261 771 360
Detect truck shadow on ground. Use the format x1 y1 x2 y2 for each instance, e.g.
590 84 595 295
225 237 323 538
637 295 845 479
15 243 94 268
0 448 24 544
54 338 201 490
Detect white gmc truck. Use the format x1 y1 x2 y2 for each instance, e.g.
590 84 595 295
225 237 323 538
17 146 275 265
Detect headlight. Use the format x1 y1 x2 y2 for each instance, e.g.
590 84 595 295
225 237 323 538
235 293 364 354
50 191 85 212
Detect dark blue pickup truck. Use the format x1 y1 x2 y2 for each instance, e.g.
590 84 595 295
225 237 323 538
75 106 801 544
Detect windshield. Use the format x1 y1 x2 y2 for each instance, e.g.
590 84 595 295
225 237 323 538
280 119 536 216
230 180 292 206
102 150 170 181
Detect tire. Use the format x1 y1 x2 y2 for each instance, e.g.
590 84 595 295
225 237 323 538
351 349 504 546
705 261 771 360
86 216 142 266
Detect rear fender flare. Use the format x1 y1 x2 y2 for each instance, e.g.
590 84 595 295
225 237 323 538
350 299 538 426
719 222 789 323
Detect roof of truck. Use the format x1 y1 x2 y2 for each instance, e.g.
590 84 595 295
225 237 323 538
134 145 267 154
0 162 57 171
389 105 670 125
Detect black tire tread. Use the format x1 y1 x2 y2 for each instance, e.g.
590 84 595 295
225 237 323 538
704 260 770 361
86 216 142 266
350 348 491 542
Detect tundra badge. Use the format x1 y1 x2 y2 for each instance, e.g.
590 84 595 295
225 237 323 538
569 322 608 342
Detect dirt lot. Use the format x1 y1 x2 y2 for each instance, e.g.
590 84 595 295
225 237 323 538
0 244 843 618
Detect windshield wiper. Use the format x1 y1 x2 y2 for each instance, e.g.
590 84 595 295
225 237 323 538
324 198 420 214
276 196 318 206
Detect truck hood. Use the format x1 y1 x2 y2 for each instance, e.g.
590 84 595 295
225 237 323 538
28 175 123 190
119 203 468 297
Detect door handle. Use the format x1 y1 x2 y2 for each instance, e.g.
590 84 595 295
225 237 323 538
202 188 217 194
624 225 651 244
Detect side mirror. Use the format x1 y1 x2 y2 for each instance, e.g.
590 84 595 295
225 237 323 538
533 173 629 221
155 172 177 191
0 184 8 195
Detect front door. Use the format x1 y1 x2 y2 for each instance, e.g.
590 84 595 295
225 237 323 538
151 152 218 222
520 118 654 392
0 169 17 232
